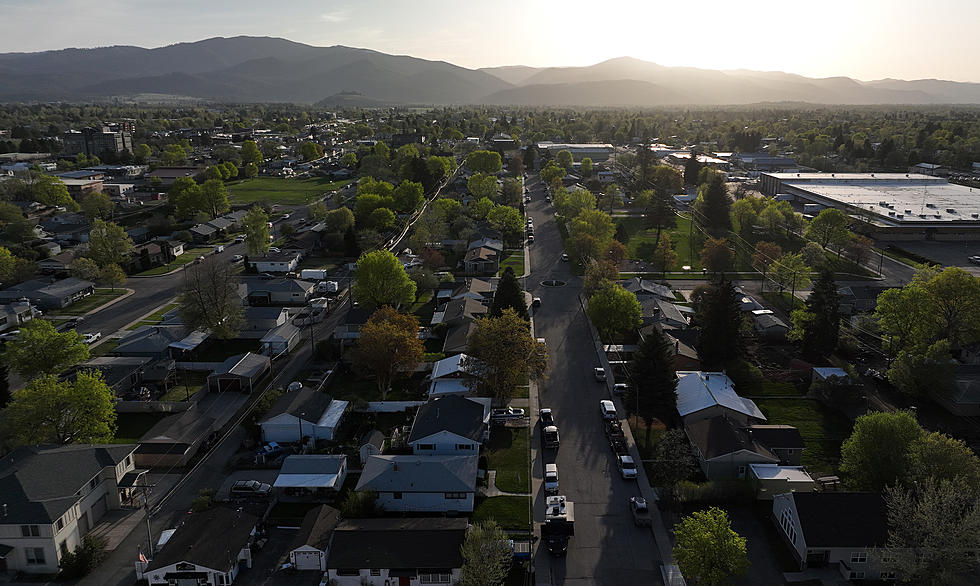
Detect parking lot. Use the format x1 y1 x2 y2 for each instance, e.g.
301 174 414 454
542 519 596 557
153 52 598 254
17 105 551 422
888 239 980 275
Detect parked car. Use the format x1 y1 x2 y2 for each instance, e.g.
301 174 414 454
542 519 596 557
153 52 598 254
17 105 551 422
594 367 606 382
543 425 560 449
617 455 638 479
539 408 555 427
214 245 225 253
532 297 541 307
969 255 980 265
195 256 206 264
527 234 535 242
0 330 20 341
491 407 526 421
268 247 281 253
235 235 245 243
83 332 102 344
230 254 244 263
544 463 559 494
599 400 617 420
230 479 272 497
613 383 628 395
630 497 652 527
561 252 569 262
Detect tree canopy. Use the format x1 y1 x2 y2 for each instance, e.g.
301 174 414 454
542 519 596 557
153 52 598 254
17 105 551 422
4 371 116 445
356 306 424 399
177 259 245 339
695 278 746 369
587 281 641 340
673 507 749 585
490 266 527 320
628 327 679 429
87 219 134 268
805 208 850 248
353 250 417 309
3 319 89 378
459 520 512 586
242 205 270 256
465 308 547 402
464 150 502 174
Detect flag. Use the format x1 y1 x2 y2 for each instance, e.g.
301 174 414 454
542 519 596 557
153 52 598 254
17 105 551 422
139 552 148 563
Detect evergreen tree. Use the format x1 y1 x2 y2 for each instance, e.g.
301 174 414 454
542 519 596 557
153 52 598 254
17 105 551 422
696 278 745 369
694 172 732 237
343 225 360 257
490 266 528 320
789 269 840 355
628 328 679 435
683 153 702 185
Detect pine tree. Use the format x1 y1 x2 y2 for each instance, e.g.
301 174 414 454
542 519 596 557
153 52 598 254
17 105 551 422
792 269 840 355
696 278 746 369
695 172 732 238
490 266 528 320
628 328 680 436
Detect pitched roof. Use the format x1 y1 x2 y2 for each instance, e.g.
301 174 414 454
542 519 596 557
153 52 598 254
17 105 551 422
326 518 467 570
685 416 778 461
213 352 270 378
408 395 486 444
279 454 346 475
355 455 477 493
246 278 313 294
746 425 805 450
431 353 476 379
146 507 259 572
463 246 498 262
440 297 486 324
622 277 673 300
0 444 136 524
290 505 340 552
676 371 766 421
259 387 332 423
443 321 478 354
361 429 385 449
114 325 188 355
791 492 888 548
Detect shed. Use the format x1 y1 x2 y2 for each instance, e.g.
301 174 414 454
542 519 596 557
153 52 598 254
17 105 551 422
359 430 385 465
207 352 271 393
260 322 302 356
288 505 340 571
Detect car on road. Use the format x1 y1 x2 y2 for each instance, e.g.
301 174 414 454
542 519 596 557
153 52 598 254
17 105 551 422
600 400 617 420
282 213 291 220
618 455 638 479
230 479 272 497
532 297 541 307
539 408 555 427
491 407 525 421
214 245 225 253
613 383 628 395
235 235 245 243
83 332 102 344
230 254 244 263
544 463 559 494
970 255 980 265
561 252 569 262
630 497 652 527
594 367 606 382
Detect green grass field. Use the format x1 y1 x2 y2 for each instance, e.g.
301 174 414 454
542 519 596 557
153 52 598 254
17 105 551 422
755 398 853 477
498 250 525 276
488 427 530 493
226 177 347 205
134 248 214 276
127 303 179 329
58 289 126 316
112 412 168 443
472 496 531 531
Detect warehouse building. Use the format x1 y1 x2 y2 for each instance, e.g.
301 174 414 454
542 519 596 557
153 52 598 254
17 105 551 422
761 172 980 241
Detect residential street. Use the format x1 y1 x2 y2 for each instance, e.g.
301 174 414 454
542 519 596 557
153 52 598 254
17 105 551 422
525 173 661 585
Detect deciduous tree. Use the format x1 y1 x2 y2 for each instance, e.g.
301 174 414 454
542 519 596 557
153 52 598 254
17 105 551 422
240 140 262 165
80 192 114 221
32 175 79 211
242 205 270 256
356 306 423 398
648 429 695 505
840 410 922 491
464 150 502 174
805 208 850 248
673 507 748 585
87 219 134 267
459 520 513 586
555 149 573 171
467 172 498 200
700 237 734 273
98 263 126 291
587 281 641 340
465 309 547 402
69 257 101 282
325 206 355 233
5 371 116 445
200 178 230 218
353 250 417 309
3 319 89 378
177 259 245 339
768 252 811 293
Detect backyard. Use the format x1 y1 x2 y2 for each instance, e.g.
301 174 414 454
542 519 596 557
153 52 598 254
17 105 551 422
159 371 209 402
226 177 347 205
472 495 531 531
755 398 853 477
487 426 530 493
112 412 168 443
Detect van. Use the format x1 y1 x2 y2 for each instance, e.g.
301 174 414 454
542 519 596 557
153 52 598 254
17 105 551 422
544 464 559 494
214 245 225 253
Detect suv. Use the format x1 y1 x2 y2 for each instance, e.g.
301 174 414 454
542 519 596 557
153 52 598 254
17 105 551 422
618 455 638 479
230 479 271 497
544 463 559 494
600 400 617 420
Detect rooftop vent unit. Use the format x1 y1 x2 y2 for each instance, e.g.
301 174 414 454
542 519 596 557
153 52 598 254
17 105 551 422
896 214 904 219
879 201 888 206
946 208 956 213
926 203 936 208
935 214 942 219
888 211 895 216
972 213 979 219
919 214 928 218
905 209 912 214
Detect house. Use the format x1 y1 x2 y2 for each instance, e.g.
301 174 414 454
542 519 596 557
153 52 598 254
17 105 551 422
281 231 321 257
749 464 816 500
259 386 349 443
467 237 504 253
645 298 691 329
161 239 185 258
746 425 805 465
222 210 248 229
0 444 140 574
246 279 313 306
112 325 189 359
189 223 218 243
359 430 386 465
431 297 487 326
246 252 302 274
206 217 234 234
662 330 701 371
136 411 217 468
812 366 850 384
0 277 94 309
442 321 478 355
126 226 151 244
80 356 159 396
676 371 766 425
273 455 348 501
837 285 890 314
287 505 340 571
35 241 62 258
138 507 258 586
355 455 478 513
0 301 40 333
260 322 302 356
324 518 467 585
427 353 479 398
37 251 74 274
684 416 780 480
241 306 290 337
447 277 495 303
752 310 789 340
772 492 891 580
622 277 675 301
462 246 499 275
145 166 204 186
207 352 271 393
332 307 373 341
408 395 488 455
128 243 166 273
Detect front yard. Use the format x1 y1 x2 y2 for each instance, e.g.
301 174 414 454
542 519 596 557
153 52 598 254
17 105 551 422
755 398 853 477
472 495 531 531
497 250 525 276
133 247 214 276
55 288 127 316
487 427 530 493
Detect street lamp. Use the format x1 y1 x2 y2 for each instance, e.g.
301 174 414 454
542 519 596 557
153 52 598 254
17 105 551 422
298 410 306 450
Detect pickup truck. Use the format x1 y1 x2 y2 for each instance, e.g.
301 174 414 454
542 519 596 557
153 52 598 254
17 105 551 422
630 497 653 527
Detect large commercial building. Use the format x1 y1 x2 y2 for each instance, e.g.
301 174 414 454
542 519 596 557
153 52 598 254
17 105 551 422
62 126 133 157
536 142 614 161
761 172 980 241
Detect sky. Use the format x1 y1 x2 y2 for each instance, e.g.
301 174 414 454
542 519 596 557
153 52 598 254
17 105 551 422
1 0 977 82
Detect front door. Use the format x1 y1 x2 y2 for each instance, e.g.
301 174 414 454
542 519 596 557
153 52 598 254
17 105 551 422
399 578 410 586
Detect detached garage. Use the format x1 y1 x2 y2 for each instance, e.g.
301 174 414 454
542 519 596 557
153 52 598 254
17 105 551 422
288 505 340 572
208 353 271 393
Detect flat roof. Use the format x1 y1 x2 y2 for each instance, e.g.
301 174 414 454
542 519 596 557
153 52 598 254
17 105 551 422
749 464 813 482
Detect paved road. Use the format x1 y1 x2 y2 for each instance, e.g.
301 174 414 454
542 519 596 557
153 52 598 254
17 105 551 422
525 173 661 585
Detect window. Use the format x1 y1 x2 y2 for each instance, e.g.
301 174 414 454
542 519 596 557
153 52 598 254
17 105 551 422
455 444 473 450
849 571 865 579
20 525 39 537
336 568 360 576
26 548 45 565
417 444 435 451
419 572 451 584
851 551 868 564
89 477 98 490
125 456 132 467
445 492 467 499
370 569 381 576
56 518 64 531
392 492 402 499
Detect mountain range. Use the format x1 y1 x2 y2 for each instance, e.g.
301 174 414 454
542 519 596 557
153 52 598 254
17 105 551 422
1 36 978 106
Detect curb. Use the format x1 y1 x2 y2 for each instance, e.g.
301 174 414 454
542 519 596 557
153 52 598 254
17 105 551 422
82 288 136 317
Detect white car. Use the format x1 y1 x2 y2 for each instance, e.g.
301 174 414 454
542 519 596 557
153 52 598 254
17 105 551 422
491 407 525 421
561 253 569 262
618 455 638 479
544 463 559 494
600 400 617 420
613 383 628 395
230 254 244 263
83 332 102 344
594 367 607 382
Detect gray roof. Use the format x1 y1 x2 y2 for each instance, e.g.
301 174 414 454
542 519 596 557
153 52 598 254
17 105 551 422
443 321 478 354
0 444 136 524
190 223 217 235
685 416 778 461
361 429 385 449
252 251 302 263
408 395 486 444
622 277 674 300
0 277 94 299
754 313 788 330
213 352 270 378
113 325 187 355
207 217 234 230
246 278 314 294
355 455 477 493
326 518 467 570
792 492 888 548
260 387 332 423
146 507 259 572
290 505 340 552
245 306 288 320
279 454 345 475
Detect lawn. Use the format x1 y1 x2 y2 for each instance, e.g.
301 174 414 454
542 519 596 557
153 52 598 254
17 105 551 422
755 398 853 477
410 291 436 324
472 496 531 531
760 291 805 312
128 303 179 329
616 214 705 270
159 371 209 402
133 248 213 276
88 338 119 358
498 250 525 276
226 177 347 205
57 289 127 316
112 412 168 443
296 256 341 272
740 380 804 397
487 427 530 493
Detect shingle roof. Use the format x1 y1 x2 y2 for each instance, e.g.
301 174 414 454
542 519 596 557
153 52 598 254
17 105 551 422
279 454 346 475
113 325 187 355
685 416 778 461
326 518 467 570
443 321 478 354
746 425 804 451
290 505 340 552
356 455 477 493
408 395 486 444
260 387 332 423
791 492 888 548
214 352 270 378
145 507 259 572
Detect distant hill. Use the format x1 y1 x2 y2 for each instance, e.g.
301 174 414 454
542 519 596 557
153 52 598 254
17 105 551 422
0 37 977 105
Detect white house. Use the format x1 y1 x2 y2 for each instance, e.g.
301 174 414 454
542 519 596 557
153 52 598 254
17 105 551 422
287 505 339 572
246 251 301 274
427 353 480 398
273 455 348 501
355 455 478 513
325 518 467 585
408 395 488 455
259 387 349 444
260 322 302 356
749 464 816 500
676 371 766 425
138 508 258 586
772 492 891 580
0 444 140 574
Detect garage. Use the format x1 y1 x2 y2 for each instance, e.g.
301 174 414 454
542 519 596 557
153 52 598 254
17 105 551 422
291 549 322 571
207 352 271 393
287 505 339 573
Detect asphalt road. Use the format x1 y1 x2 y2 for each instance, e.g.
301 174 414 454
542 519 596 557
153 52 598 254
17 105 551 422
525 173 661 585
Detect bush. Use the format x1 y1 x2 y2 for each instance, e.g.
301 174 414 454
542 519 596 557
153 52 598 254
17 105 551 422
341 489 378 517
724 358 764 391
58 535 107 579
191 488 215 512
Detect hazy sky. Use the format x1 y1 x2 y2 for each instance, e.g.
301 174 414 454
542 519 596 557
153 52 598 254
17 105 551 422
1 0 977 82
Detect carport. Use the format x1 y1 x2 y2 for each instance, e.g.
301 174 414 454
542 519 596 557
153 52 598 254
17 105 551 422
207 352 271 393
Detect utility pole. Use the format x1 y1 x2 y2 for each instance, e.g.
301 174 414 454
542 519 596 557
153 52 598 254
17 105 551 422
142 493 153 560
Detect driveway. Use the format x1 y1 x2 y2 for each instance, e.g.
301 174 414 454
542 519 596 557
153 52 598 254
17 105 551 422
526 173 661 585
